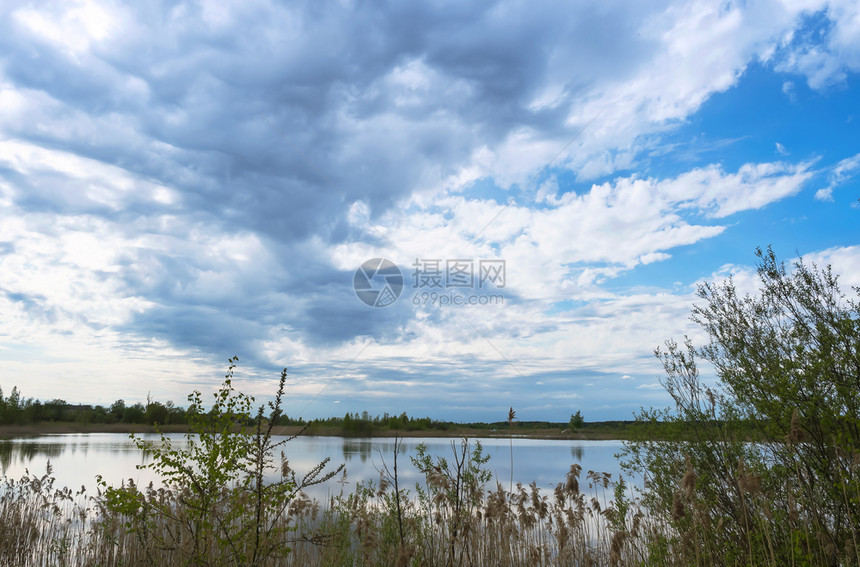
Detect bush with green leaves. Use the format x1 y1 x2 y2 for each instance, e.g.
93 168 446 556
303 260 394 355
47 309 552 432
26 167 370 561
623 247 860 566
99 357 343 566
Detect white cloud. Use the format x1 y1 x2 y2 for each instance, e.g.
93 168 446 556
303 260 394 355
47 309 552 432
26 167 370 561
775 0 860 89
814 152 860 201
833 153 860 180
0 0 856 419
815 187 834 201
348 159 813 305
0 139 179 210
803 245 860 289
657 161 814 218
13 0 118 56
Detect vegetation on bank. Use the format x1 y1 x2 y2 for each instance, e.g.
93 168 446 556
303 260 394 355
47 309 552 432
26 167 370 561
1 358 642 566
1 247 858 566
621 247 860 565
0 434 640 566
0 390 189 427
0 394 805 441
1 383 619 438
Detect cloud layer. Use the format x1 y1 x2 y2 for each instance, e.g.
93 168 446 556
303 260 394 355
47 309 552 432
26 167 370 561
1 0 858 420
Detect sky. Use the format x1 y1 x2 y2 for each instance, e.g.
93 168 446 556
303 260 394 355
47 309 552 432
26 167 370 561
0 0 858 422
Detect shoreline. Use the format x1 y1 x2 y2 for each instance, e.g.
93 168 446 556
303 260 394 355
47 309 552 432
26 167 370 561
0 422 633 441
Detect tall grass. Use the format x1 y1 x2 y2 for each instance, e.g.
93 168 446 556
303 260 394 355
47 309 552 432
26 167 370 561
0 439 650 566
3 436 860 566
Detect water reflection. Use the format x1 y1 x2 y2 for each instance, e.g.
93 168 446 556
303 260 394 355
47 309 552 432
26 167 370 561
342 439 373 462
0 434 630 502
0 439 65 473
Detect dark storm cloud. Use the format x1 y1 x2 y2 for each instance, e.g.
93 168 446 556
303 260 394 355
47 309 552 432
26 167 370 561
0 0 666 362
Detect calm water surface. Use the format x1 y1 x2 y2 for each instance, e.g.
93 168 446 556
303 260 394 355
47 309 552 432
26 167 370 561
0 434 629 500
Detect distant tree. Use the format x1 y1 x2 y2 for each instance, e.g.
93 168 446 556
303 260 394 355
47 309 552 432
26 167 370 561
165 400 186 425
22 399 41 424
45 399 67 422
122 402 145 424
90 405 108 423
0 387 24 425
7 387 21 424
569 410 584 430
145 401 169 425
7 386 19 410
109 399 126 422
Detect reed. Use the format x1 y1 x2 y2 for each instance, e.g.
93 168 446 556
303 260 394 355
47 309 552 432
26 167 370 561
4 429 860 566
0 453 645 566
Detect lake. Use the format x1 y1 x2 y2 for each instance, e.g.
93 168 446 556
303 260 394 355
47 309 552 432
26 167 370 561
0 433 629 501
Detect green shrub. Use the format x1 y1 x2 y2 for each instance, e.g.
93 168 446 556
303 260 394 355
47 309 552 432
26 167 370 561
623 247 860 566
99 357 343 566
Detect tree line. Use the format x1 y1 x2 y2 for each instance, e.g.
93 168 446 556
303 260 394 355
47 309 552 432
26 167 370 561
0 386 592 434
0 388 187 426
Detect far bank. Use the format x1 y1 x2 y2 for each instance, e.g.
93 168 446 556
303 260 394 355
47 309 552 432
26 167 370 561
0 421 638 440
